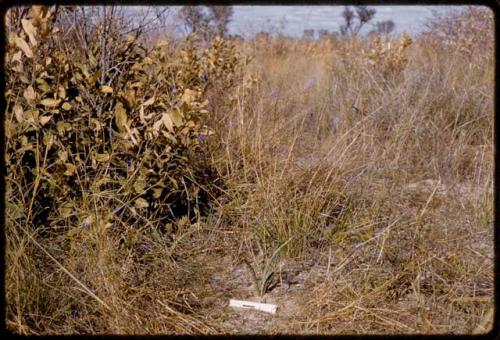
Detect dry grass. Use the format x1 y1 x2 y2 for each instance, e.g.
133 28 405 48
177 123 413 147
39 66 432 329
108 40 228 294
5 6 494 335
200 29 494 334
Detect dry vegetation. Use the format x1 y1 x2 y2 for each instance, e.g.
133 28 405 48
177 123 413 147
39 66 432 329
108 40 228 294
4 5 494 335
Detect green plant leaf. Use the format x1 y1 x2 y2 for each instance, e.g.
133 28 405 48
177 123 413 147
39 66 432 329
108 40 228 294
14 35 33 58
21 18 37 46
161 112 174 132
40 98 61 107
114 103 128 133
95 153 110 162
135 197 149 209
101 85 113 94
23 85 36 102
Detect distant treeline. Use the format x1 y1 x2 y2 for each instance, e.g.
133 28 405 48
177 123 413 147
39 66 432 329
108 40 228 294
177 5 397 42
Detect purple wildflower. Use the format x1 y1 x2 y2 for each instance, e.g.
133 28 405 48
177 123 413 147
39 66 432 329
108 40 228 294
302 76 317 91
279 146 287 157
114 206 125 217
125 159 132 171
232 266 244 276
140 243 151 252
329 116 340 131
242 213 249 223
270 88 278 98
197 133 205 142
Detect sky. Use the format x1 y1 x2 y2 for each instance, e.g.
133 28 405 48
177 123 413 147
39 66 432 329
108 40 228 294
160 5 465 38
228 6 463 37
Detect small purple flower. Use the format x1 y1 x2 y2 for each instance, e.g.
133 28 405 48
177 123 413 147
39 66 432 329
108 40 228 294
218 197 227 204
80 217 92 229
329 116 340 131
279 146 287 156
125 160 132 171
170 86 177 94
114 206 125 217
302 76 317 91
269 88 278 98
233 266 244 277
197 133 205 142
311 258 318 267
242 213 249 223
323 223 330 229
140 243 151 252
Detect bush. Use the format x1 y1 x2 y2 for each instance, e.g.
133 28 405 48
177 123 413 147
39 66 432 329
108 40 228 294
422 6 493 62
5 6 247 237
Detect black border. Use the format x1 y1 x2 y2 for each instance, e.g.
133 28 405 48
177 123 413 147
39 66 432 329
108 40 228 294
0 1 498 338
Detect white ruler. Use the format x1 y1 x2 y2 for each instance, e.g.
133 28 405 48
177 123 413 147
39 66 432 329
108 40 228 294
229 299 277 314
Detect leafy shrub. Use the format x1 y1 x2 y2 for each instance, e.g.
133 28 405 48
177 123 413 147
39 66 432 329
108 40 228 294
423 6 493 61
365 33 412 83
5 6 247 236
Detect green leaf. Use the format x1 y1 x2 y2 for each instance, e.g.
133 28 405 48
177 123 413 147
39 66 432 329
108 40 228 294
135 197 149 209
21 19 37 46
114 103 128 133
95 153 110 162
171 108 184 127
14 35 33 58
161 112 174 132
40 98 61 107
23 85 36 102
152 187 163 198
58 86 67 99
57 150 68 162
63 163 76 176
14 105 24 123
181 89 199 104
59 203 74 218
7 201 24 220
101 85 113 94
133 179 147 194
39 115 51 126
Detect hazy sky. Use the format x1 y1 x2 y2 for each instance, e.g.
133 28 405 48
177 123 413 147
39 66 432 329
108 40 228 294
227 6 463 37
126 5 468 38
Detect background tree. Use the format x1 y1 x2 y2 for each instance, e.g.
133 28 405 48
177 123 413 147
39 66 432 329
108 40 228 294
370 20 396 35
339 5 376 36
339 6 354 36
178 6 234 41
318 29 330 38
255 31 270 40
208 6 234 38
303 28 315 40
178 6 210 35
